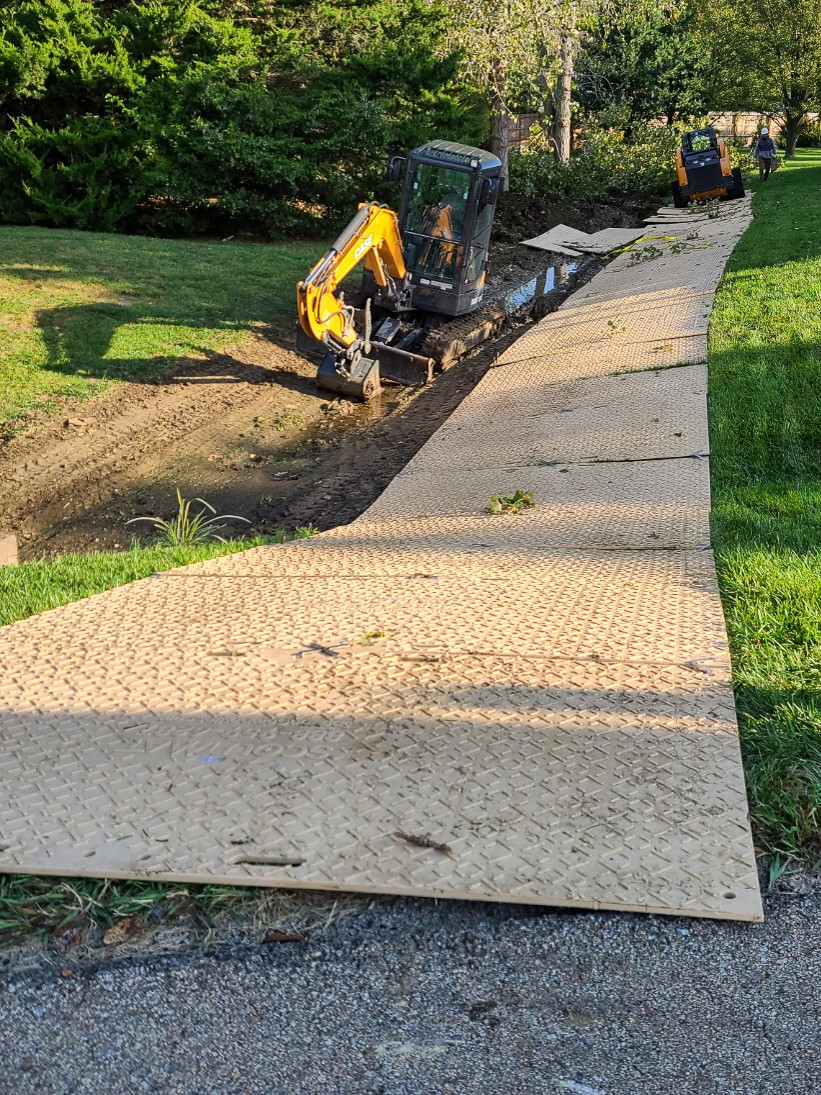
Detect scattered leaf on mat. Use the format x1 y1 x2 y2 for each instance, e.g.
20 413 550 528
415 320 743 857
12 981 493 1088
393 831 454 857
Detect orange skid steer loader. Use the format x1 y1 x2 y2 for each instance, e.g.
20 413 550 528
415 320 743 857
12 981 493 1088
672 127 745 207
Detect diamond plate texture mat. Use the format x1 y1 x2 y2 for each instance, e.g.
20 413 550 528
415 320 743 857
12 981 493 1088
0 647 758 918
495 292 714 366
403 365 708 470
488 335 708 384
365 456 711 541
0 196 761 919
172 519 714 577
523 224 648 254
2 552 728 664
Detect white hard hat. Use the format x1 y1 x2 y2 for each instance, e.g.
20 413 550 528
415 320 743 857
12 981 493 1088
761 127 769 134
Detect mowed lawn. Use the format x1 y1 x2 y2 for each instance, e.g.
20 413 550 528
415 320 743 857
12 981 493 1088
710 148 821 865
0 227 319 434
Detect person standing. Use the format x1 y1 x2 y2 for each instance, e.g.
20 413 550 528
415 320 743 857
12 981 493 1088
753 127 777 181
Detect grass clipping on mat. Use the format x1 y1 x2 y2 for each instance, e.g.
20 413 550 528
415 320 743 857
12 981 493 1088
486 489 535 515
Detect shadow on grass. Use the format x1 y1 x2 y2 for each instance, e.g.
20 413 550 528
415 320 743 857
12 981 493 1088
32 301 307 386
0 229 323 389
733 682 821 861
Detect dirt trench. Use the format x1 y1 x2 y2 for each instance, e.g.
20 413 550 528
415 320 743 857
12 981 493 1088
0 196 653 560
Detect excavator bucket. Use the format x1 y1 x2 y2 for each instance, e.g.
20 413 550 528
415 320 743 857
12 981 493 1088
315 341 434 400
316 352 382 400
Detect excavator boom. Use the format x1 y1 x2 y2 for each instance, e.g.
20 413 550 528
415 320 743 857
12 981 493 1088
297 202 409 352
296 201 429 398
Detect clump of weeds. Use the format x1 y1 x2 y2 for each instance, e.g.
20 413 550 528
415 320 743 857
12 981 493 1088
128 489 250 546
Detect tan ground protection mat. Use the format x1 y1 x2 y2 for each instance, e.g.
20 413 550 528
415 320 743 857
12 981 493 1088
522 224 648 255
0 197 762 920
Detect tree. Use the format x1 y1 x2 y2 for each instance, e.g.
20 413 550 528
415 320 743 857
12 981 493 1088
576 3 711 130
442 0 567 185
0 0 485 234
551 12 577 162
694 0 821 157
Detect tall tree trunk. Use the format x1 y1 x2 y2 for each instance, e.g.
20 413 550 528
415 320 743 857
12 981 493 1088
552 32 574 163
490 89 511 191
783 111 804 159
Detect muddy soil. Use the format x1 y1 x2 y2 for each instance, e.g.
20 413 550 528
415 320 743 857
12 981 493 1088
0 195 654 560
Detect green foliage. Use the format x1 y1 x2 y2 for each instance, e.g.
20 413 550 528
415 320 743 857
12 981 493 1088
797 119 821 147
510 123 683 202
710 150 821 860
0 116 150 232
693 0 821 155
127 490 251 546
576 4 710 128
0 0 485 236
486 489 535 515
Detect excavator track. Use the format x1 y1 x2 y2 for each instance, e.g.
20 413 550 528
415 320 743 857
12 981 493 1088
416 258 589 372
416 299 510 371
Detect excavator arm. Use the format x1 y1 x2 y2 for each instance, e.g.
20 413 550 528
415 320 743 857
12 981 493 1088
296 202 433 399
297 202 409 354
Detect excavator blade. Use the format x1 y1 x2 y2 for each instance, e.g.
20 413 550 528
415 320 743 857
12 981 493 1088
373 342 435 388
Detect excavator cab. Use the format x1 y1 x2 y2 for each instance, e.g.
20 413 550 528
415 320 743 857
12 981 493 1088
389 140 502 315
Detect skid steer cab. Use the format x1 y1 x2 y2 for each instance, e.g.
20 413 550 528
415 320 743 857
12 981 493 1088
296 139 503 399
672 127 745 207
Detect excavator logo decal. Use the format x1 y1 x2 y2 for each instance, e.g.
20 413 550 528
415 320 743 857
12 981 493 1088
354 234 374 261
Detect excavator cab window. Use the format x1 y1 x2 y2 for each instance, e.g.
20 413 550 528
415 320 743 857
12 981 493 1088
403 164 470 279
405 164 470 240
683 128 719 156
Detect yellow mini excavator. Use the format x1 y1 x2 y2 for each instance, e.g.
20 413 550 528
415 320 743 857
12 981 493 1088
296 139 502 399
672 127 745 207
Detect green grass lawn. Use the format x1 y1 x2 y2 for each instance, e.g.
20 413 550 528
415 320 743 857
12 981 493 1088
0 227 319 434
0 538 270 628
710 148 821 866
